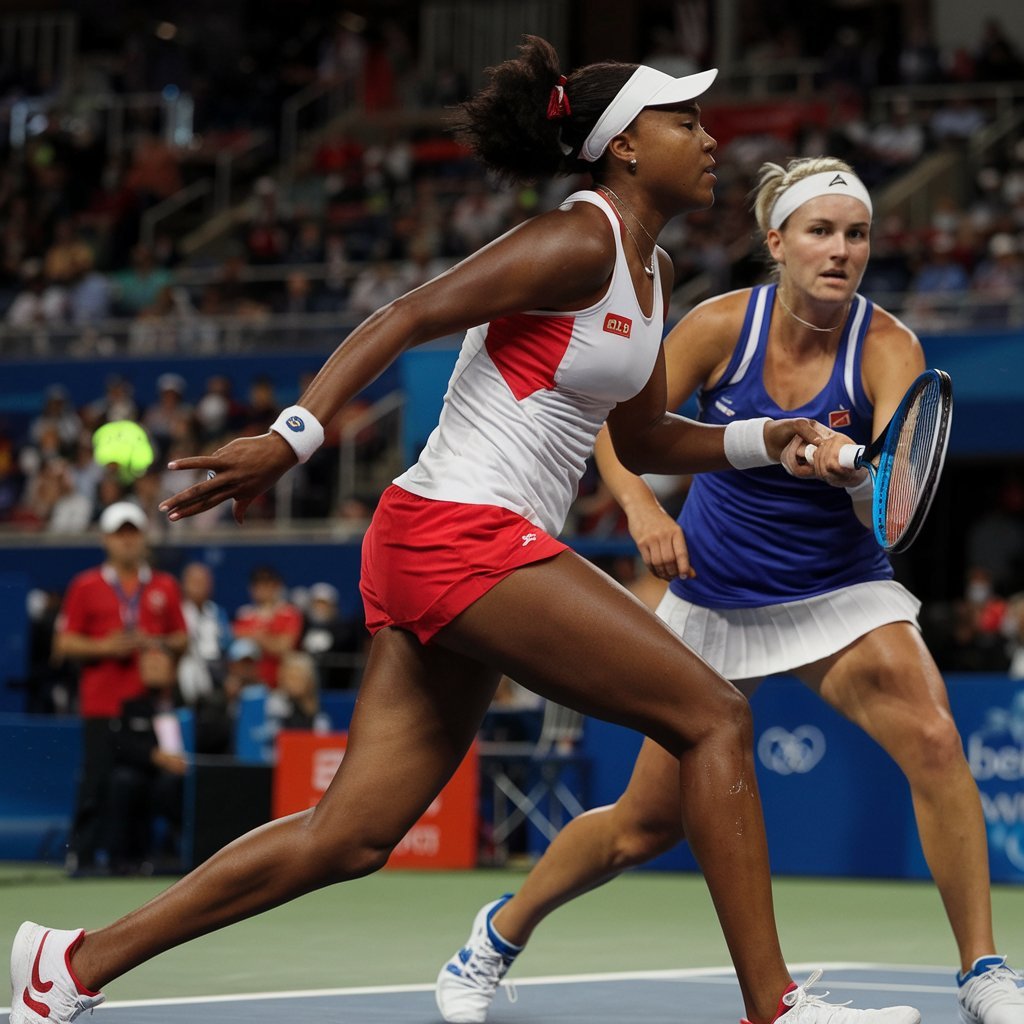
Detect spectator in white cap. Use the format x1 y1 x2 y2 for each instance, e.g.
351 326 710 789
53 499 187 876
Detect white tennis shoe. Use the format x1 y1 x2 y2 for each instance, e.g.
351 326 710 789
957 955 1024 1024
741 970 921 1024
9 922 105 1024
435 895 521 1023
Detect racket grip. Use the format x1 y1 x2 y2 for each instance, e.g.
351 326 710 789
838 444 865 470
803 443 865 469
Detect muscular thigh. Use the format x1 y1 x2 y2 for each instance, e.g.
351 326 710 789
795 622 951 749
437 550 745 757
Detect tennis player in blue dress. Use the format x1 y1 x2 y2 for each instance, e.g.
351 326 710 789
437 157 1024 1024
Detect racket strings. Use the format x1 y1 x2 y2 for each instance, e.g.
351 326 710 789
884 384 942 544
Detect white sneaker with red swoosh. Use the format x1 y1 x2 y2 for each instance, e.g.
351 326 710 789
10 922 105 1024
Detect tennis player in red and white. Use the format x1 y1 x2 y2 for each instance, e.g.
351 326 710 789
436 157 1024 1024
11 42 918 1024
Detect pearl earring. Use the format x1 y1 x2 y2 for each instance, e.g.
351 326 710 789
628 158 637 174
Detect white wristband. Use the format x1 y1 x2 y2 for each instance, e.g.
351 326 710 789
724 417 774 470
844 472 873 500
270 405 325 464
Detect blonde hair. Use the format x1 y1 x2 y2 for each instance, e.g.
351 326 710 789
751 156 858 235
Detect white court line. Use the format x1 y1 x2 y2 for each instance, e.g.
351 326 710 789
0 961 955 1013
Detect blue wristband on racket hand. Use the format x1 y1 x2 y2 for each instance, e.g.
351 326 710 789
270 405 325 464
724 417 774 470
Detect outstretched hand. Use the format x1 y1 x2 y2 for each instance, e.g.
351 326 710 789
159 432 298 525
764 417 829 478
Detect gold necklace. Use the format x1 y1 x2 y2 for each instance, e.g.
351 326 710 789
776 289 847 333
597 186 656 278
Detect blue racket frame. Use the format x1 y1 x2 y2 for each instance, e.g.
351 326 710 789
859 368 953 552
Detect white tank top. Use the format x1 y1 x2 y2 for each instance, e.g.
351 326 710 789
395 190 666 536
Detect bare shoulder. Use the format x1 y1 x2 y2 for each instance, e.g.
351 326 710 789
548 197 618 262
684 288 752 330
666 288 751 357
863 302 925 368
861 301 926 401
663 288 753 396
440 197 617 313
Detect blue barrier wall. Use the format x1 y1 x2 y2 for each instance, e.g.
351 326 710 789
3 676 1021 882
581 673 1024 884
0 714 81 860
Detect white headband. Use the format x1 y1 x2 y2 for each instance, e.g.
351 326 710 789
579 65 718 163
769 170 872 230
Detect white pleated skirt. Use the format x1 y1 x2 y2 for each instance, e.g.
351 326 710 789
655 579 922 682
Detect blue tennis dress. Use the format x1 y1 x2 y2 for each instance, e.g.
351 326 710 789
660 284 920 680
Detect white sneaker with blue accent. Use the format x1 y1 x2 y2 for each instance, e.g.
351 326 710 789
9 922 105 1024
435 895 521 1023
958 955 1024 1024
741 970 921 1023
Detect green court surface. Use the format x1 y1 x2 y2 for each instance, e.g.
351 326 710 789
2 863 1023 1004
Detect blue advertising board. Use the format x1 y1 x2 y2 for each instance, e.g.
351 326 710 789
581 673 1024 883
947 677 1024 884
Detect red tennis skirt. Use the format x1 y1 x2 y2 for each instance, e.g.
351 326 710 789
360 484 567 644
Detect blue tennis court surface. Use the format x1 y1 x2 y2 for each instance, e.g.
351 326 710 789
37 964 959 1023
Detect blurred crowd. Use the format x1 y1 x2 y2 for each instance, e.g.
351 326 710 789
1 12 1023 348
0 366 388 533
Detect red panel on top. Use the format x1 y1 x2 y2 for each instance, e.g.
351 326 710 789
485 312 575 401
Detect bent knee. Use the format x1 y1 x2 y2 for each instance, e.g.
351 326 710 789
658 683 752 756
897 710 965 776
296 813 397 884
610 817 683 869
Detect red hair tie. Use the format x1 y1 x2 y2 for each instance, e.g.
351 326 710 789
546 75 571 119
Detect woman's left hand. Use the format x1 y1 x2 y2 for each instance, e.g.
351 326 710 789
801 430 869 488
765 417 828 478
159 432 298 524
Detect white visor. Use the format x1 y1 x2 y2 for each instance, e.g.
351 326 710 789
579 65 718 163
769 170 873 230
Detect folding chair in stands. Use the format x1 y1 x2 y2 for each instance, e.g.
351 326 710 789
477 699 589 865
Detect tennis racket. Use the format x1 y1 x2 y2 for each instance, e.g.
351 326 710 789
804 368 953 553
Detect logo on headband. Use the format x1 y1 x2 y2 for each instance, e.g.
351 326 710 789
828 174 848 188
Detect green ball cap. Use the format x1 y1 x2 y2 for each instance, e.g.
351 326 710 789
92 420 155 483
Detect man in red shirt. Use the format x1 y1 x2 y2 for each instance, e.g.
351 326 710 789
55 501 188 874
231 564 303 688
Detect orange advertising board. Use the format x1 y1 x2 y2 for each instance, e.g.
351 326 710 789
272 731 479 869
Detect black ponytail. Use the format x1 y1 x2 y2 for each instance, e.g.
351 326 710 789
449 35 637 184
